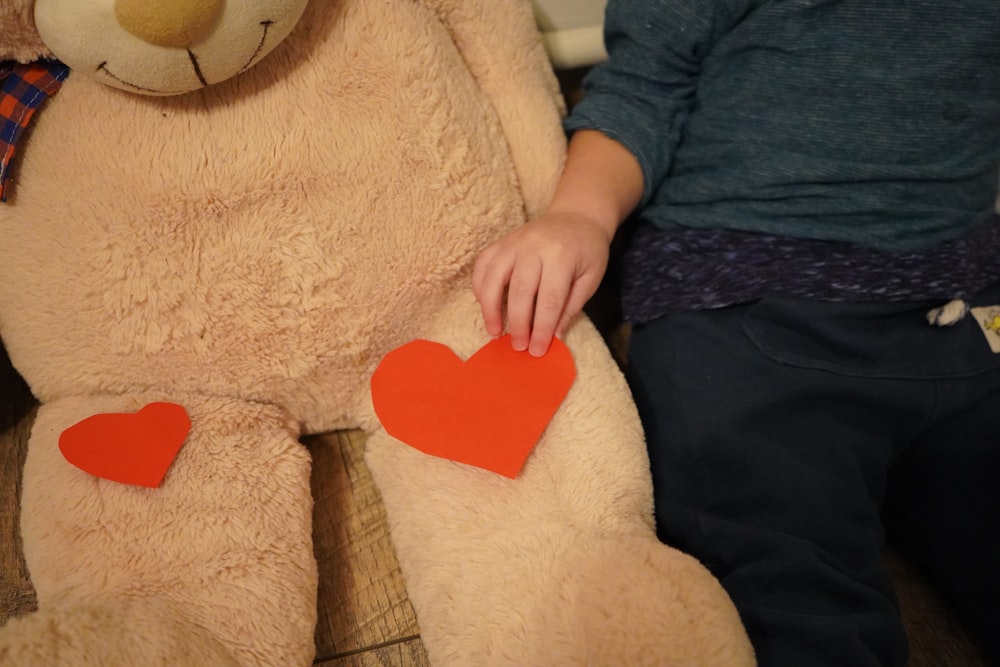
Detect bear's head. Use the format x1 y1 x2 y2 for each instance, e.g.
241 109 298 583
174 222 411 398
1 0 308 95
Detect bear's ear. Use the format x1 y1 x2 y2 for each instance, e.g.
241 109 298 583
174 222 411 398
0 0 53 63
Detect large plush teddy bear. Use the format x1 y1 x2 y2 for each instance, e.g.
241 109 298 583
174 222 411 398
0 1 754 664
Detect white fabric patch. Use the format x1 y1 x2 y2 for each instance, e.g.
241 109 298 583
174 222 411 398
926 299 970 326
971 305 1000 353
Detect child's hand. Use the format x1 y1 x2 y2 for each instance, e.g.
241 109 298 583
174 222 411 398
472 129 643 356
472 211 612 357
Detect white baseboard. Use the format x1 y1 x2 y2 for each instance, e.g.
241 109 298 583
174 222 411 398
532 0 607 69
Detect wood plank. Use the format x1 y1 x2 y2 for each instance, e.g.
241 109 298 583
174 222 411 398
886 549 988 666
0 345 38 626
304 429 428 665
0 412 37 625
313 637 428 667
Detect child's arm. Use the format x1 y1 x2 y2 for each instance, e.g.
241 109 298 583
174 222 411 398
472 129 643 357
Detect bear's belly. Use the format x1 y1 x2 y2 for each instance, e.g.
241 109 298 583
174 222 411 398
0 0 526 420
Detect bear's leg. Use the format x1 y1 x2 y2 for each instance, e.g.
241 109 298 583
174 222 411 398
0 394 317 666
363 307 755 666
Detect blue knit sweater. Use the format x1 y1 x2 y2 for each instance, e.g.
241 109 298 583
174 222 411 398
566 0 1000 321
568 0 1000 251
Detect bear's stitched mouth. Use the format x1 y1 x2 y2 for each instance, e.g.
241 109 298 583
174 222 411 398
238 20 275 74
96 20 275 94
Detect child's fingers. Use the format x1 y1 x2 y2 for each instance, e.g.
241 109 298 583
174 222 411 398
528 268 573 357
505 258 543 352
472 246 510 337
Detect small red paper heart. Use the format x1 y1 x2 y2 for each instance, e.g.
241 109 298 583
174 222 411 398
59 402 191 488
370 335 576 478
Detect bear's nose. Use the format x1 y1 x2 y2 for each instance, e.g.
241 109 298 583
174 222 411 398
114 0 224 48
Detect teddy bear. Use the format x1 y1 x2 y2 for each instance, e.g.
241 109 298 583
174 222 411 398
0 1 755 664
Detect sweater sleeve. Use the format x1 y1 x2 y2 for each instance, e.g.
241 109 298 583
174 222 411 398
565 0 750 207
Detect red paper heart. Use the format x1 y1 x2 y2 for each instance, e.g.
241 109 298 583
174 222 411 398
370 335 576 478
59 402 191 488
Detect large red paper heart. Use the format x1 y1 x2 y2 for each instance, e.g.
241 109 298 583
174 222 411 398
59 402 191 488
370 335 576 478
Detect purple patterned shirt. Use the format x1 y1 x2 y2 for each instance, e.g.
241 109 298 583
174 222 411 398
620 216 1000 324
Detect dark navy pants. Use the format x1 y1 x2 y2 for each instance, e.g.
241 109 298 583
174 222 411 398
627 291 1000 667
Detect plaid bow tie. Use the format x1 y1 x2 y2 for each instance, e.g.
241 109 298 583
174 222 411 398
1 60 70 202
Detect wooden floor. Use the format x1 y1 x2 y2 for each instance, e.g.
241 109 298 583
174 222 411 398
306 427 429 666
